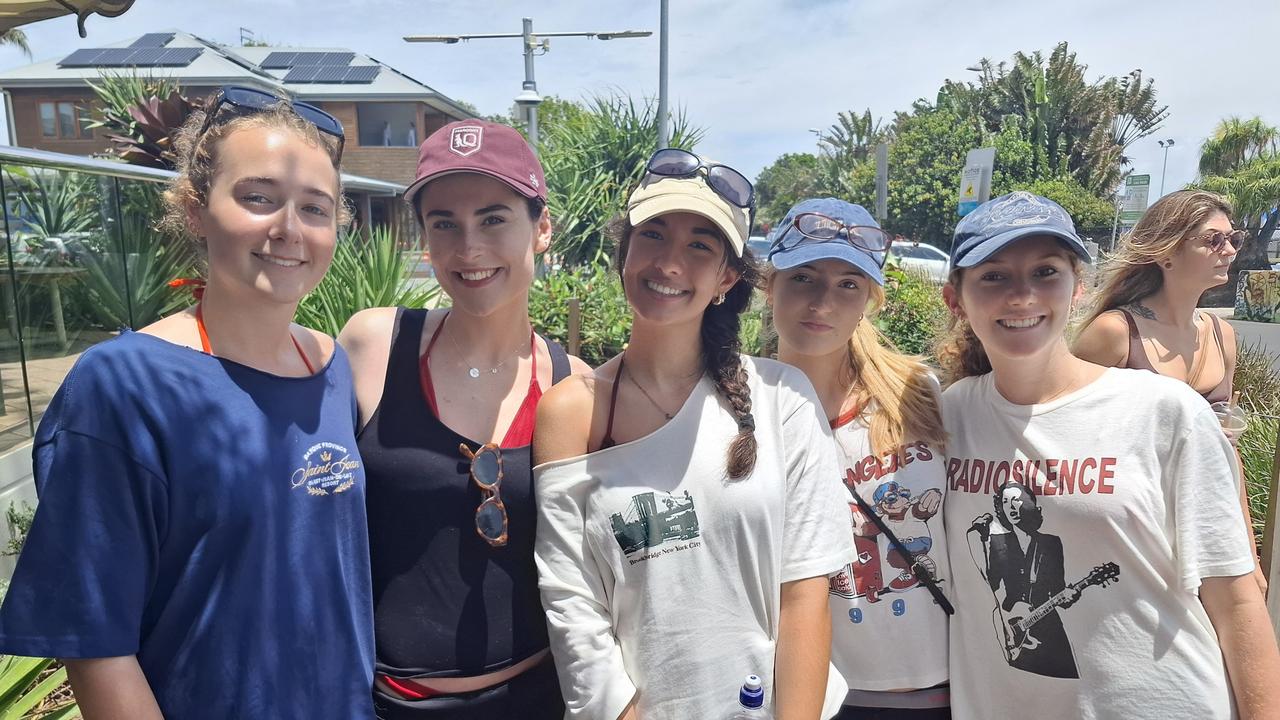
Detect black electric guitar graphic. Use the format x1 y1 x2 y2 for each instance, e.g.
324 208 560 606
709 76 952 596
993 562 1120 662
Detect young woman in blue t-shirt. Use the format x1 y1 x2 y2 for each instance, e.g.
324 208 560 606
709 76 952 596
0 87 376 719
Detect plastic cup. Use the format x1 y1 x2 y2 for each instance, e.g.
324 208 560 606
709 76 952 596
1210 401 1248 445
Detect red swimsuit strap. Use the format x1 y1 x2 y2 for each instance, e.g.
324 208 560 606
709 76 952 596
195 303 315 375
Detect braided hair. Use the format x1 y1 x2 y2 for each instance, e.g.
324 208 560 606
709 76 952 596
610 216 762 480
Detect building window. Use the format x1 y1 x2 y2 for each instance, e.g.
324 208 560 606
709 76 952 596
38 102 56 137
38 101 95 139
356 103 419 147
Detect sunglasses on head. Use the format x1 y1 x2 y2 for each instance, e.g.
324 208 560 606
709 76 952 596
460 442 508 547
644 148 755 219
770 211 890 267
196 85 346 161
1189 229 1246 254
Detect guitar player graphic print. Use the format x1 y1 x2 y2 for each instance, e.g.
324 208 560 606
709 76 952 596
969 481 1120 679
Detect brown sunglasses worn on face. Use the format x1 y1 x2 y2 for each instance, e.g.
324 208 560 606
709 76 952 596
1190 229 1247 253
460 443 508 547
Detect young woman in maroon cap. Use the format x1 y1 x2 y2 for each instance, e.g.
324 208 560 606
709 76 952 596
340 120 589 719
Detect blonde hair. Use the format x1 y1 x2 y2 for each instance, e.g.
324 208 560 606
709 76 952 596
935 254 1086 385
768 269 945 455
1080 190 1233 328
848 283 946 454
160 100 350 239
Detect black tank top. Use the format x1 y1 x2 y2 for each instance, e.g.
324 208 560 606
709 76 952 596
359 308 571 677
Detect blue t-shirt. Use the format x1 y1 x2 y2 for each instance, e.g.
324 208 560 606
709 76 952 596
0 330 375 719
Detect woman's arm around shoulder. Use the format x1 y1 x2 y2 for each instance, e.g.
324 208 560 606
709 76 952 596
337 307 400 428
1072 310 1131 367
534 371 603 466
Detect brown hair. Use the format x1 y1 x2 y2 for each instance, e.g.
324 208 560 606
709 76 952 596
160 99 350 240
1080 190 1233 329
935 253 1086 385
611 216 762 480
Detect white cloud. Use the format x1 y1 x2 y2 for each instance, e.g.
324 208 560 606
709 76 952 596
1 0 1275 208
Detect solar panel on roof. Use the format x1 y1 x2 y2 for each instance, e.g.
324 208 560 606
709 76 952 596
127 48 167 65
131 33 174 48
153 48 202 66
284 66 320 83
260 52 297 69
290 52 329 65
58 48 106 67
342 66 380 83
314 67 348 83
321 52 354 66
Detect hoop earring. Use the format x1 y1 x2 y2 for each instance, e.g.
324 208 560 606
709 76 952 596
712 293 726 306
1162 261 1173 269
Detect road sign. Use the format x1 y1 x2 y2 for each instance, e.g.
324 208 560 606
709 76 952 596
875 142 888 222
1119 174 1151 225
958 147 996 217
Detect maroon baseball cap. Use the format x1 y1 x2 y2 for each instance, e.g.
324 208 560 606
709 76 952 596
404 119 546 207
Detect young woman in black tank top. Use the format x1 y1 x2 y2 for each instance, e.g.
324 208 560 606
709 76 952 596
1074 190 1263 594
339 120 589 720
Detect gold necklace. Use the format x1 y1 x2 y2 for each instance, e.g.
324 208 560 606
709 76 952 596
621 356 702 420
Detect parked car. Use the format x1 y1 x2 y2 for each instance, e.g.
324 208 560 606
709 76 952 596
891 241 949 283
747 235 771 259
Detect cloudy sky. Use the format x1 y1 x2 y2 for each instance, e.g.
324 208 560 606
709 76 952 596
1 0 1275 204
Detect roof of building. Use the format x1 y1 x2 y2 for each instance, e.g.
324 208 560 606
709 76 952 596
0 30 472 119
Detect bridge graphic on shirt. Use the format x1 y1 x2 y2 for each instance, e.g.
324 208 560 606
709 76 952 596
610 490 700 555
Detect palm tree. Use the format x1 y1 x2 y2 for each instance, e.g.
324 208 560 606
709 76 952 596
1196 154 1280 303
1199 117 1278 177
0 28 31 58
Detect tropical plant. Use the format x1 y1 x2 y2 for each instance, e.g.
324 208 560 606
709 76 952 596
5 170 98 242
86 72 203 170
0 29 31 58
294 226 438 336
3 502 33 558
528 263 631 367
817 109 890 197
1198 117 1279 178
0 656 77 720
876 265 949 356
754 153 829 230
538 93 704 267
1195 117 1280 290
1232 340 1280 550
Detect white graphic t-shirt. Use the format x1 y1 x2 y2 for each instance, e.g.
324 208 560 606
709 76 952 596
828 377 949 694
535 357 855 720
941 368 1253 720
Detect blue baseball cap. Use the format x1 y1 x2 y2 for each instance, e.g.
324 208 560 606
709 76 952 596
766 198 886 286
950 191 1093 268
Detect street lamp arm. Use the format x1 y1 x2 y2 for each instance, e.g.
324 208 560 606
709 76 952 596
405 33 524 42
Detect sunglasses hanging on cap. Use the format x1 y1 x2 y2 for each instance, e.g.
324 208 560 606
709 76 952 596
195 85 346 161
771 211 891 268
644 148 756 222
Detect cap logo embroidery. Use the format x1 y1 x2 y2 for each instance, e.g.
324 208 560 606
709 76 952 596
450 126 483 157
987 191 1059 227
530 173 539 188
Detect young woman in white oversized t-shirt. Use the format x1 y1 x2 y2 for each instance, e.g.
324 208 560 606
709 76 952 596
533 152 854 720
766 199 950 720
935 191 1279 720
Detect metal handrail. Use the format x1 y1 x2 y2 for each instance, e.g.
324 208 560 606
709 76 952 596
0 144 406 196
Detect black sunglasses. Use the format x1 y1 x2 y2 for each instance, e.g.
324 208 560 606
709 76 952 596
644 148 755 219
770 212 890 267
196 85 345 161
460 442 508 547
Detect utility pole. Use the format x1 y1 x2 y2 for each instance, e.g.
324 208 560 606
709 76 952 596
656 0 669 148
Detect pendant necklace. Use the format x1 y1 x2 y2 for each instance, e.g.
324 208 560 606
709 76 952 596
443 311 529 379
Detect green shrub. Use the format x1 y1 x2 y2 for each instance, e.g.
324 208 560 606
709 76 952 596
1233 340 1279 550
529 263 631 367
295 225 438 337
876 266 949 356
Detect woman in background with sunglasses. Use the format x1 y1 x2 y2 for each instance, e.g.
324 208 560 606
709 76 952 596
339 119 589 720
0 87 374 718
1073 190 1265 594
534 150 854 720
765 199 951 719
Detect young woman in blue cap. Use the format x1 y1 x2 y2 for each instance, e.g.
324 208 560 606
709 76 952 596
340 119 590 719
0 87 375 719
533 150 853 720
936 191 1279 719
766 199 950 719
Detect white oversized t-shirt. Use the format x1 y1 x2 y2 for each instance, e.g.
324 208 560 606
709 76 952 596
828 378 949 695
941 368 1253 720
535 357 856 720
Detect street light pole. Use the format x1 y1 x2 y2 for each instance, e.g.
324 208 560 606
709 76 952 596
656 0 669 149
405 21 651 149
1158 138 1175 196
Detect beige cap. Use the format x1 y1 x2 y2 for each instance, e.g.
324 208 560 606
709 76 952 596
626 174 749 257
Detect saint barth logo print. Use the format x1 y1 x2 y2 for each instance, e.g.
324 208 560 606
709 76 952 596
610 490 700 556
968 481 1120 679
449 125 483 157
